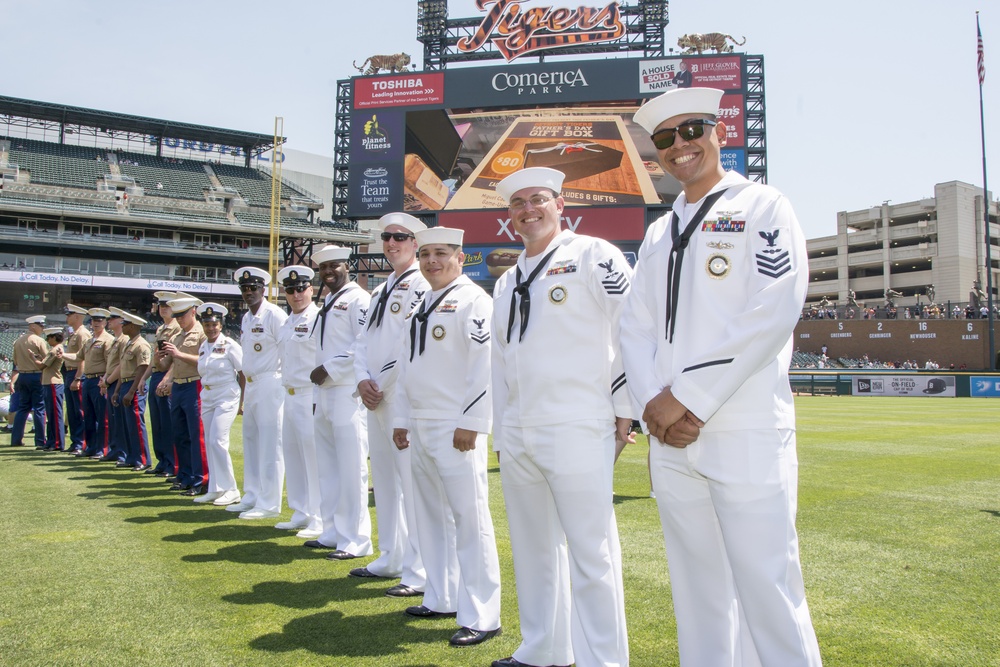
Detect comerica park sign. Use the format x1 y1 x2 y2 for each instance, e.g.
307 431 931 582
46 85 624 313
456 0 626 61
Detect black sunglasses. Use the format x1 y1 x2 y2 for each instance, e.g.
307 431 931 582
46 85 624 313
284 284 311 294
240 284 263 292
650 119 717 150
381 232 415 242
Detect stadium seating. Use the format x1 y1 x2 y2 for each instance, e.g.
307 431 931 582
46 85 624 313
116 152 212 200
214 163 309 207
4 137 107 190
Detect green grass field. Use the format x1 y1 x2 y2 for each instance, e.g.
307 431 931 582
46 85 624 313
2 396 998 666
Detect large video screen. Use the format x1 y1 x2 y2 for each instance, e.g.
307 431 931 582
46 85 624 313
347 54 756 273
349 54 750 214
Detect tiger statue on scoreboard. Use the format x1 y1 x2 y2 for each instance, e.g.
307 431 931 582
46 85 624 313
677 33 746 54
353 53 412 75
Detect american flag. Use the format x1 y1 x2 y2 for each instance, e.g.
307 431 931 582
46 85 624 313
978 16 986 85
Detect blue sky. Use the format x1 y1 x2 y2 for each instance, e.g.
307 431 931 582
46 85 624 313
3 0 996 239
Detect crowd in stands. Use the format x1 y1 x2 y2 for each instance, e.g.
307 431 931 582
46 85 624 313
802 304 997 320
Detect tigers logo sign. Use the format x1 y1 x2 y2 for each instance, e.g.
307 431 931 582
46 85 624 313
457 0 626 62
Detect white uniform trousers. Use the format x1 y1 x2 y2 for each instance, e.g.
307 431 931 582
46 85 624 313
282 386 322 530
199 382 240 494
499 420 628 667
650 428 822 667
314 384 373 556
366 393 426 587
410 418 501 631
241 375 284 513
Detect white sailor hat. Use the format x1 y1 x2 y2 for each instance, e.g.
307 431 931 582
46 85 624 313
166 297 201 315
235 266 271 286
25 315 47 325
495 167 565 204
121 311 147 326
277 265 315 285
64 304 89 315
153 291 178 304
378 212 427 234
632 87 725 134
197 303 228 321
87 308 111 319
312 245 351 266
107 307 127 320
416 227 464 248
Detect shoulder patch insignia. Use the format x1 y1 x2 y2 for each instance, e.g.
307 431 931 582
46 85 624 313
755 251 791 278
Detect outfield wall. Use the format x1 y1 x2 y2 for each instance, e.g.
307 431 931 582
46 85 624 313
789 371 1000 397
794 319 1000 369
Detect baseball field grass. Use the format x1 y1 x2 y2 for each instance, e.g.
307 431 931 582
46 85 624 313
1 396 997 666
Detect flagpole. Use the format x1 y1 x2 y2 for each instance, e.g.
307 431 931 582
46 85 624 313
977 11 996 369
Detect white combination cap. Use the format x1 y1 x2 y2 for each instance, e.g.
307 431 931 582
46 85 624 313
153 291 178 304
496 167 565 204
107 307 127 320
166 297 201 315
235 266 271 285
378 212 427 234
87 308 111 319
121 311 147 326
197 303 228 320
276 265 315 285
416 227 464 248
43 326 64 336
65 304 89 315
632 87 725 134
25 315 46 325
312 245 351 265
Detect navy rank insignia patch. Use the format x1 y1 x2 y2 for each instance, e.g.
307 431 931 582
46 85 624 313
755 229 791 278
598 258 629 295
470 318 490 344
549 285 568 304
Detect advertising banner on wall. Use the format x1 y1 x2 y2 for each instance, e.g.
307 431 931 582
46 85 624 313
638 56 743 93
852 375 957 397
438 206 646 244
970 376 1000 397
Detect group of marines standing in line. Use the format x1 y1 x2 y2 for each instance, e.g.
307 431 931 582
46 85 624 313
8 88 825 667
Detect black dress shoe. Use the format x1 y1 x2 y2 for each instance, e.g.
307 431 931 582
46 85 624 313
450 626 501 646
303 540 333 549
74 450 89 457
326 550 359 561
491 658 570 667
142 467 158 474
155 471 171 478
404 605 456 618
98 454 117 462
385 584 422 597
10 442 25 447
165 476 178 483
348 567 387 578
169 482 187 491
115 461 132 468
35 445 47 450
134 465 151 472
181 485 205 496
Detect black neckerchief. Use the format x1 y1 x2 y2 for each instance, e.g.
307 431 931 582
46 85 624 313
368 268 418 330
409 284 460 360
506 246 559 344
312 285 352 348
665 189 728 342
